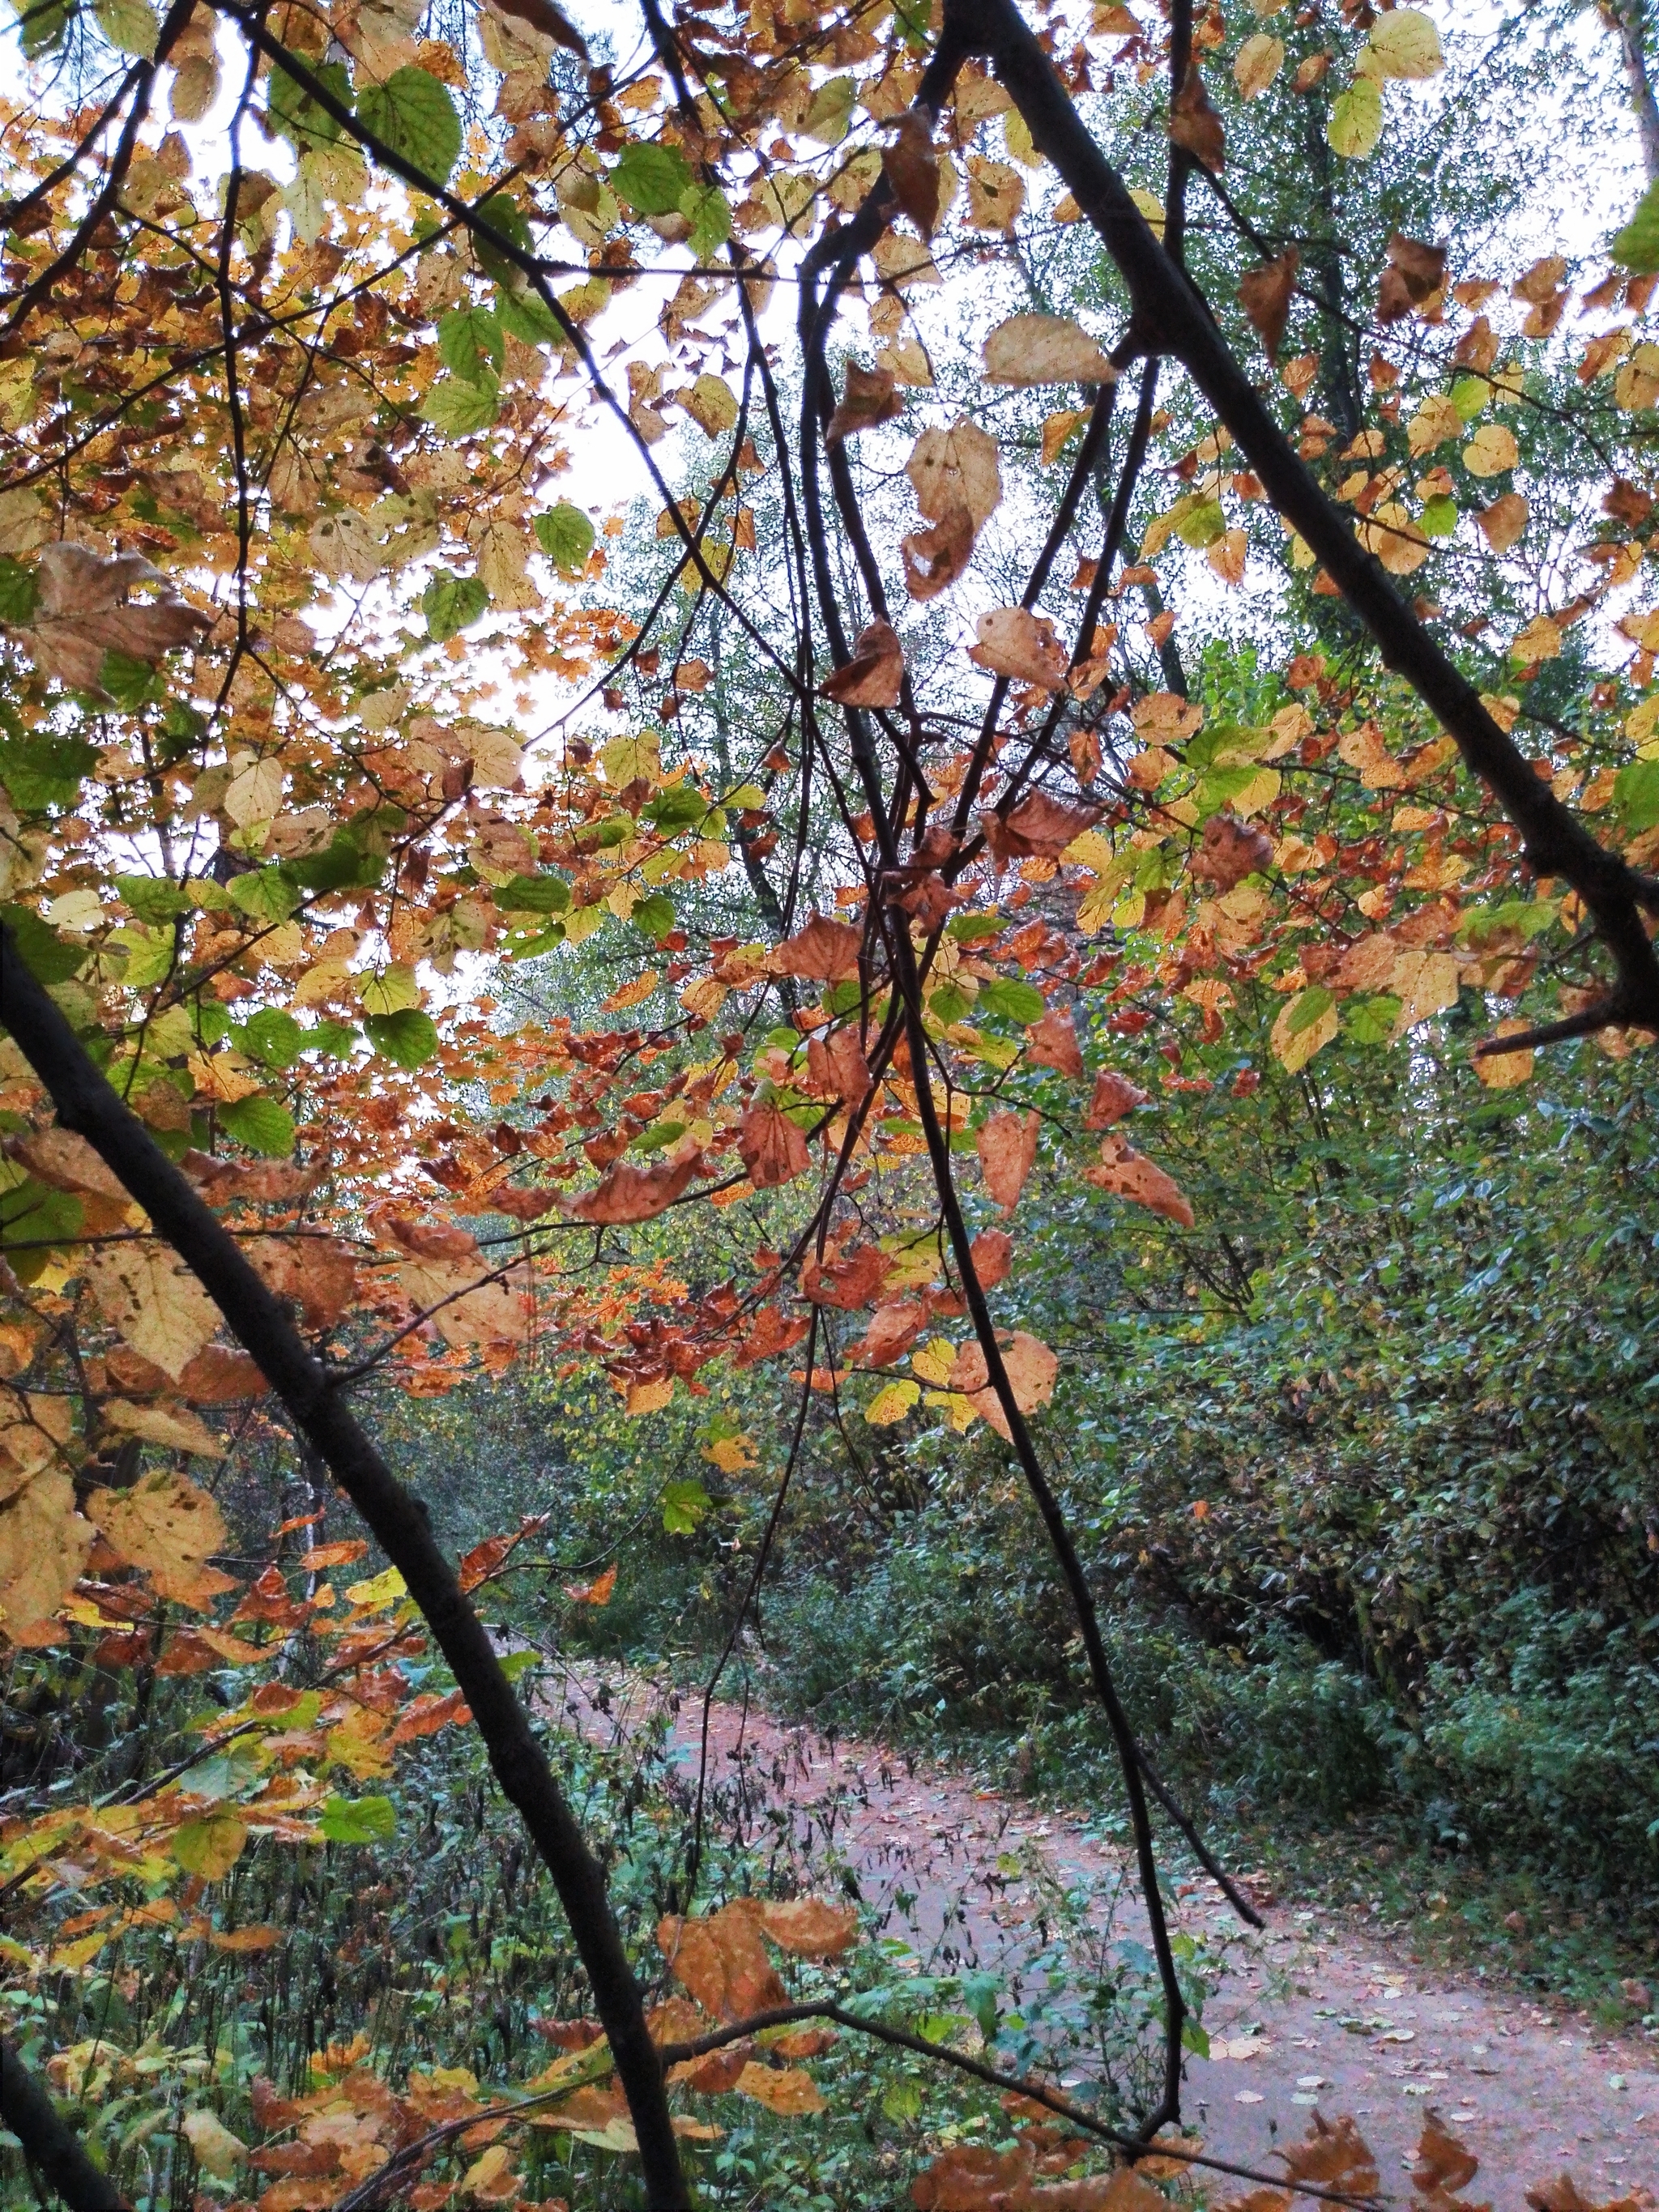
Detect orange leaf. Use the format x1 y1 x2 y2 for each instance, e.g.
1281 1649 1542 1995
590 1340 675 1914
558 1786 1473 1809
565 1152 702 1225
770 913 864 982
738 1102 812 1189
388 1689 471 1743
757 1897 858 1954
976 1110 1039 1212
658 1903 787 2020
1026 1009 1085 1078
565 1562 616 1606
1084 1136 1195 1228
1084 1070 1149 1128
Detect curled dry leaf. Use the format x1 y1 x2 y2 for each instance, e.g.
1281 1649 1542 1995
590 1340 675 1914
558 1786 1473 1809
490 0 587 56
821 617 904 707
977 1109 1040 1212
883 109 941 235
1085 1135 1196 1227
11 543 212 696
1280 2112 1381 2199
966 607 1068 688
245 1234 358 1332
1192 811 1273 890
1026 1008 1085 1078
981 312 1117 386
565 1150 702 1225
381 1212 481 1264
902 503 977 601
738 1101 812 1189
183 1152 322 1205
981 791 1105 863
770 912 864 981
825 362 902 444
1239 249 1299 360
1170 63 1226 172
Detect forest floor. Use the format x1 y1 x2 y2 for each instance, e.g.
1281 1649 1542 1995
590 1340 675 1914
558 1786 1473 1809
555 1663 1659 2208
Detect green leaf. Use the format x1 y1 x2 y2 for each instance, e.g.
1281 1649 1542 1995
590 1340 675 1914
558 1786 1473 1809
534 502 596 576
268 58 350 151
662 1477 711 1535
438 305 504 383
235 1008 305 1068
495 280 565 346
642 786 710 834
472 194 533 283
631 892 676 940
1327 75 1383 160
93 0 157 55
355 66 462 187
1286 982 1336 1036
1613 179 1659 273
1614 756 1659 830
610 140 693 216
227 867 301 923
881 2080 923 2123
302 1019 360 1059
17 0 72 54
0 734 99 811
0 558 41 626
365 1008 439 1067
1344 994 1399 1046
978 976 1047 1025
1172 496 1226 550
421 373 500 438
499 1648 539 1682
288 834 386 894
217 1093 296 1157
318 1793 397 1845
947 914 1004 944
1 904 85 983
1420 494 1457 538
680 181 732 262
422 571 489 642
98 649 164 710
116 874 189 924
1450 376 1487 423
494 872 570 914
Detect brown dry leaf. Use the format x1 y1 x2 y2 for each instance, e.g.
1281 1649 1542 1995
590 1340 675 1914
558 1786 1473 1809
1208 526 1247 585
770 2027 837 2059
883 110 941 235
85 1242 220 1381
1386 232 1447 302
906 420 1001 530
982 791 1105 863
1233 30 1284 96
183 1152 321 1205
1413 2119 1482 2203
801 1243 892 1310
902 504 977 601
5 1127 127 1200
821 618 904 707
965 153 1025 229
982 313 1116 386
17 543 212 696
806 1027 872 1104
491 0 586 56
1027 1009 1085 1078
0 1468 93 1636
951 1332 1059 1436
1281 2114 1380 2200
177 1346 267 1402
757 1897 858 1954
1477 492 1529 552
1170 64 1225 171
1042 408 1086 465
966 607 1068 688
565 1151 702 1225
1085 1069 1149 1128
658 1903 787 2021
382 1213 481 1264
734 2061 828 2116
245 1235 358 1332
564 1562 616 1606
1085 1136 1195 1228
977 1110 1040 1212
854 1298 927 1366
489 1184 561 1223
88 1467 226 1592
1192 812 1273 890
826 363 902 444
1239 249 1299 360
738 1102 812 1189
969 1226 1013 1288
771 913 864 982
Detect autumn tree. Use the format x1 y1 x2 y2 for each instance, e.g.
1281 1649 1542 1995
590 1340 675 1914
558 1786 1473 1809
2 0 1658 2197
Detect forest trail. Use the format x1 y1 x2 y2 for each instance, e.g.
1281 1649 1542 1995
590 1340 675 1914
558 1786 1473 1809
558 1666 1659 2207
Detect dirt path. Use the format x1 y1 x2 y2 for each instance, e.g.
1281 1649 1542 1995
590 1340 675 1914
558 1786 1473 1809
561 1667 1659 2205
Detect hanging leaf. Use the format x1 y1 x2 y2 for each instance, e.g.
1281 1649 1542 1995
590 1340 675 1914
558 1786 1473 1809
356 68 463 187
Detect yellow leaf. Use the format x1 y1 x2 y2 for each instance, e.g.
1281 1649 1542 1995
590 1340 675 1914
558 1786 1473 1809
910 1337 957 1386
98 1399 225 1459
864 1380 920 1425
1233 32 1283 97
1474 1019 1535 1088
1270 988 1339 1072
625 1375 676 1417
182 2110 247 2179
684 373 738 437
0 1470 94 1634
1390 948 1461 1034
88 1468 227 1583
1463 423 1519 477
735 2061 829 2116
172 1811 249 1880
1327 75 1382 159
84 1242 219 1380
1366 6 1443 77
